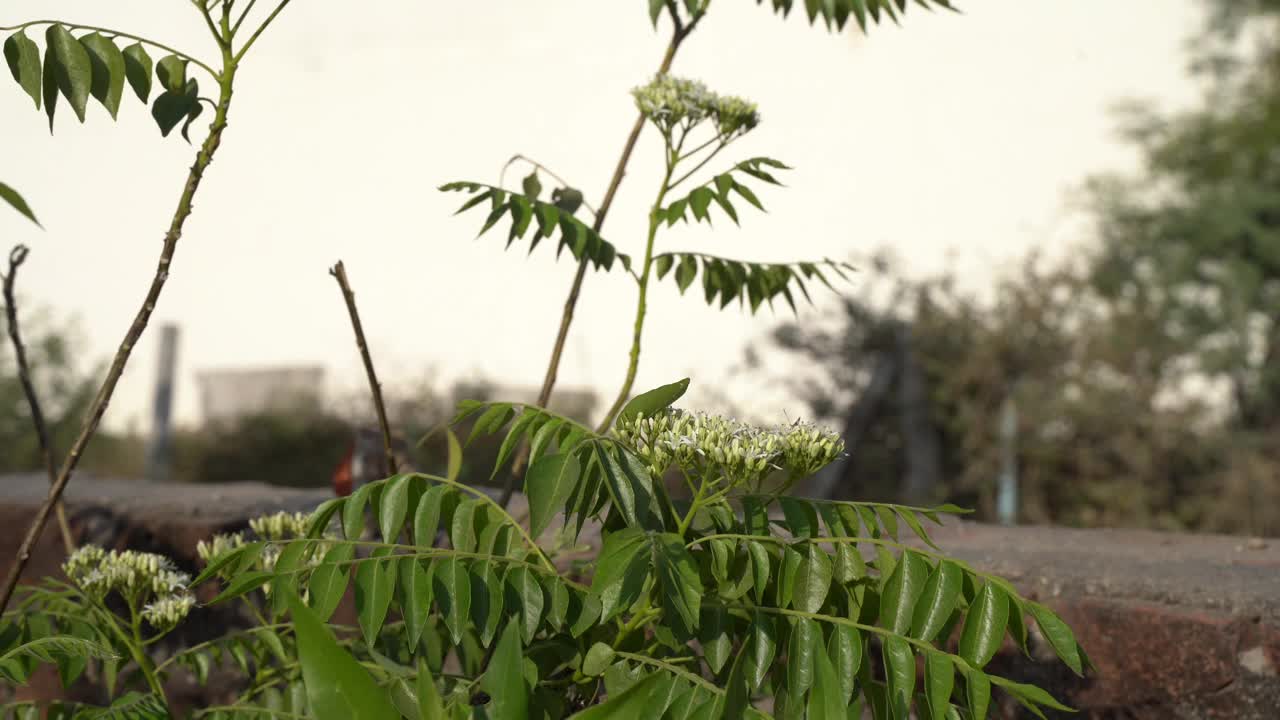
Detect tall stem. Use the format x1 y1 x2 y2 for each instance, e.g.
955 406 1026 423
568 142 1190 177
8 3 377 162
0 48 239 617
597 160 675 432
498 21 695 507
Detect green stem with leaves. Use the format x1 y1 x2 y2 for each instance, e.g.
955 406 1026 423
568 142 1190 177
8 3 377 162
499 7 707 507
0 22 245 619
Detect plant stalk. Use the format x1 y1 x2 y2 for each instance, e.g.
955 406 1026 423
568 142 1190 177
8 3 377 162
330 260 399 478
0 52 239 617
597 161 676 432
498 17 698 507
3 245 75 554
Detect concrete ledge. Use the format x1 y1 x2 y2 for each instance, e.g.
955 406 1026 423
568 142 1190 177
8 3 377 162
2 476 1277 718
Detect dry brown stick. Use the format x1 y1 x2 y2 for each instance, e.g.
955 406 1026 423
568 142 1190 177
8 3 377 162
330 261 398 478
497 17 699 508
3 245 75 554
0 64 239 617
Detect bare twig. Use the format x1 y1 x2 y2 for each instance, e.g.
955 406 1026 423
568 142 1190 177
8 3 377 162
498 17 702 508
2 245 75 554
330 261 398 478
0 56 240 617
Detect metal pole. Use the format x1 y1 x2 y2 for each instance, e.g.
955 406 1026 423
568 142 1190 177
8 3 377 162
146 324 179 482
996 391 1019 526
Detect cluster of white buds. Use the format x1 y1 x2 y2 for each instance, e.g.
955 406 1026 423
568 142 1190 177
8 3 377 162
62 545 195 627
196 532 246 567
632 74 760 137
248 511 311 541
616 408 842 488
779 420 846 479
141 594 196 632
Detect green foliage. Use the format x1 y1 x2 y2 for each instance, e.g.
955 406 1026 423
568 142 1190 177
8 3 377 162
753 0 958 33
439 182 629 272
5 385 1083 719
3 25 204 139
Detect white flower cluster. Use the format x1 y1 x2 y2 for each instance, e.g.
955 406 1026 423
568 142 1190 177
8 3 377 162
195 532 246 567
615 409 844 486
248 511 311 541
62 545 195 628
141 594 196 631
631 74 760 136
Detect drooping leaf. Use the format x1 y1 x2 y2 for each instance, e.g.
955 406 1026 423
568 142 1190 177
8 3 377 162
288 591 399 720
590 528 649 622
793 543 833 613
743 610 777 691
379 474 413 542
525 452 581 538
121 42 152 102
785 617 818 701
963 665 992 720
355 548 398 648
306 544 354 622
414 484 452 547
433 557 471 645
480 621 528 720
449 498 479 553
150 77 198 138
879 549 929 635
4 31 42 109
699 608 732 674
595 443 660 530
399 557 435 648
807 639 844 720
828 625 861 706
0 182 39 226
506 567 546 644
779 497 819 538
882 637 915 713
79 33 125 119
1028 602 1083 676
46 25 92 122
959 582 1010 670
655 533 702 635
155 54 186 93
911 559 963 642
923 651 956 720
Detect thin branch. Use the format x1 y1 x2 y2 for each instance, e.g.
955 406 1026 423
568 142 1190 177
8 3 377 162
0 20 219 79
231 0 261 36
2 246 75 555
196 1 229 50
498 21 698 508
233 0 293 62
329 261 398 478
669 137 730 190
0 55 240 618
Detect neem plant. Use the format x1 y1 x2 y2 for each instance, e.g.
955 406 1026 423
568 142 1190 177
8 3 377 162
0 0 302 617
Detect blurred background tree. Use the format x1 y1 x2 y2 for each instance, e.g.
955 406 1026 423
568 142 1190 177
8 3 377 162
765 0 1280 537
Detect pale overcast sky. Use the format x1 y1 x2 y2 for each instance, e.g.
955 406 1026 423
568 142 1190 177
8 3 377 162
1 1 1204 432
